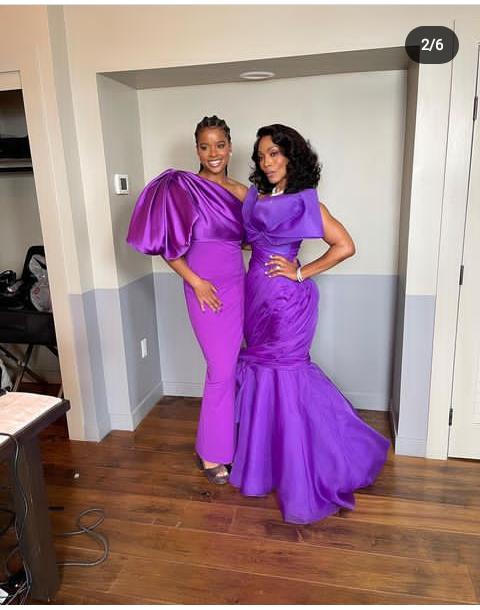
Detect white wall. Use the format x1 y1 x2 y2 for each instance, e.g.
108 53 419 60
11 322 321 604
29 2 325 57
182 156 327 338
98 75 151 287
139 70 406 277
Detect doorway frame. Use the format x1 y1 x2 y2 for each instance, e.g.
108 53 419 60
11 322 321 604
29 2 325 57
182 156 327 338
0 68 87 439
426 28 480 459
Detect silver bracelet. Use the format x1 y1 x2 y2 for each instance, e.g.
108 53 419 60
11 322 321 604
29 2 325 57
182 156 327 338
296 266 304 283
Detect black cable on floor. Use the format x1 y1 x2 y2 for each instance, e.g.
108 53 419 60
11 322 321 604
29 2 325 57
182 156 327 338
0 432 31 604
56 508 109 568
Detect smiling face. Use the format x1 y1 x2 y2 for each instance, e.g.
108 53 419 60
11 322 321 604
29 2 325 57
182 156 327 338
196 127 231 177
257 135 289 192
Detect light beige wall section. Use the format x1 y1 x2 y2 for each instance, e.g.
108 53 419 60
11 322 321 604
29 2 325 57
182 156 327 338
138 71 406 278
63 5 458 68
97 75 152 286
46 6 93 296
0 72 21 92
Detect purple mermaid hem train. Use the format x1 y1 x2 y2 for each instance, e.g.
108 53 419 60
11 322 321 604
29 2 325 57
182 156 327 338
230 186 389 524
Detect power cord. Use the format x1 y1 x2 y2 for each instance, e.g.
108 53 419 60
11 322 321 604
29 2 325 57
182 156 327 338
56 507 109 567
0 424 109 604
0 432 31 604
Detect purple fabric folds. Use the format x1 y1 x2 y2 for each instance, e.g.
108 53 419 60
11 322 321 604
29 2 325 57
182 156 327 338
127 169 245 463
127 169 244 259
230 187 389 524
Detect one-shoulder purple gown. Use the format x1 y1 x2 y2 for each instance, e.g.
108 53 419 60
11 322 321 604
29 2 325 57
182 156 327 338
127 169 245 464
230 187 389 524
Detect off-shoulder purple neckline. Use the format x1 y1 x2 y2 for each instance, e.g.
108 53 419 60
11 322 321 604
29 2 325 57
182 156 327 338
184 171 244 204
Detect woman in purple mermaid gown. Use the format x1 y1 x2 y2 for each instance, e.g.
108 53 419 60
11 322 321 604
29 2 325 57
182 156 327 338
230 124 390 523
127 116 247 484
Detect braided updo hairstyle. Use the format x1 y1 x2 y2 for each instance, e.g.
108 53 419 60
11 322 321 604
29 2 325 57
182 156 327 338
194 115 232 173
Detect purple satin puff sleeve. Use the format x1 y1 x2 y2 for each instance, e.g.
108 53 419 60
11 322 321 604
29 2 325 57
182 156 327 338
299 189 325 238
126 169 199 260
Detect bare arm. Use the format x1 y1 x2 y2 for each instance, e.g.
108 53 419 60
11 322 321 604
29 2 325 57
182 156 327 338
300 203 355 279
266 203 355 280
167 256 222 312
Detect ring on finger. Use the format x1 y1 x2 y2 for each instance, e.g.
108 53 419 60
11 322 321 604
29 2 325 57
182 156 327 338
276 264 281 271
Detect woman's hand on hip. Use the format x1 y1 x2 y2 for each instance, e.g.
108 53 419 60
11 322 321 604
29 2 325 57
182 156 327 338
191 277 222 312
265 255 299 281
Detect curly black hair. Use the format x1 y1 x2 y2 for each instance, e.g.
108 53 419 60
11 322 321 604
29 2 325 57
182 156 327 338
249 124 322 194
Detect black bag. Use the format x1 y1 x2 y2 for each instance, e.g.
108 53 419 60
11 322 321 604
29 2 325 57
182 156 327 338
0 246 46 311
0 270 30 310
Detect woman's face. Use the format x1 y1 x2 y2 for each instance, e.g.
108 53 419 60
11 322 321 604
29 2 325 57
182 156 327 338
257 135 288 191
196 127 231 176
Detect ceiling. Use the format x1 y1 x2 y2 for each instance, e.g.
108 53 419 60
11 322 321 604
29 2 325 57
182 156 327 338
100 47 409 90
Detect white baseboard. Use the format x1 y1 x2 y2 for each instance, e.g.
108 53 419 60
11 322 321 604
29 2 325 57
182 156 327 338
160 385 388 409
109 382 164 431
96 412 113 441
109 411 134 431
388 398 426 457
162 381 203 397
394 436 426 457
132 382 164 428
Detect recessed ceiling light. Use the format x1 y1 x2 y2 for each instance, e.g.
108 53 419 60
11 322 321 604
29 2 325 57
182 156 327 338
239 71 275 81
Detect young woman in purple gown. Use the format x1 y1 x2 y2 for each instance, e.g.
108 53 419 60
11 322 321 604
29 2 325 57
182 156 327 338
127 116 247 484
230 124 390 523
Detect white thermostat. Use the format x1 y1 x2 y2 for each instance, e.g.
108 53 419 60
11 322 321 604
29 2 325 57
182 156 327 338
114 174 129 194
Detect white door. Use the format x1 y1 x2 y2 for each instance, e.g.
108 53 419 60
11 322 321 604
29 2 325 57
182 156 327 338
449 48 480 459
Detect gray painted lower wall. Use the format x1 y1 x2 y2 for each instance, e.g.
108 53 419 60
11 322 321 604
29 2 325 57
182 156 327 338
154 272 206 393
312 274 397 410
69 273 434 458
69 293 111 440
154 272 398 411
394 294 436 457
119 273 163 421
69 275 163 439
93 288 133 430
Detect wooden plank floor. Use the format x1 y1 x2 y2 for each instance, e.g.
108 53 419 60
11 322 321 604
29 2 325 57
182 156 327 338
30 396 480 604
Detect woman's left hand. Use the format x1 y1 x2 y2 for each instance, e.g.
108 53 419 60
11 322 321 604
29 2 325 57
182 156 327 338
265 255 299 281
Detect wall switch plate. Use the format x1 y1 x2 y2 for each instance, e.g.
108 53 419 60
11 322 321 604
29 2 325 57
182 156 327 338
114 174 129 194
140 338 148 359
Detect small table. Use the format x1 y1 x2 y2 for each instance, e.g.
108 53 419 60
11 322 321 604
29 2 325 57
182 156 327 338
0 392 69 601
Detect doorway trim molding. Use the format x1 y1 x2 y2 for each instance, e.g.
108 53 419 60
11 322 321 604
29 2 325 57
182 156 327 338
426 22 480 459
